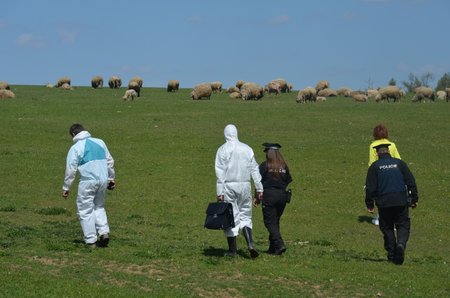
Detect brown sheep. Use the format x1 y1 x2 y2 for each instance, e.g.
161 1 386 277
56 76 71 88
108 76 122 88
130 76 143 88
91 76 103 89
336 87 353 97
229 92 242 99
167 80 180 92
128 80 141 97
351 93 368 102
210 81 223 93
296 87 317 103
235 80 245 89
377 86 402 102
317 88 337 97
0 89 15 99
0 81 10 90
315 80 329 93
270 78 290 93
412 86 434 102
264 82 281 95
240 82 264 100
227 86 240 93
191 83 213 100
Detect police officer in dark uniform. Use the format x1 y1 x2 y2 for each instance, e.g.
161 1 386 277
365 143 418 265
255 143 292 255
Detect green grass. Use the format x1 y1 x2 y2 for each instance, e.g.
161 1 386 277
0 85 449 297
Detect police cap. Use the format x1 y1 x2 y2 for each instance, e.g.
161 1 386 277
263 142 282 151
373 143 391 151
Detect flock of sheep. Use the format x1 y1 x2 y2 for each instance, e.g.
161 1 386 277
1 76 449 103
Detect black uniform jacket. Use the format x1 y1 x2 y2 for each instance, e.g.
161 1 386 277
365 153 418 210
259 161 292 189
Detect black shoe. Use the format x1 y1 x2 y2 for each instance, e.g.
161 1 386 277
97 233 110 248
394 244 405 265
273 246 287 255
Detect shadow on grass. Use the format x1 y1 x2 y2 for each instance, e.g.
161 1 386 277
357 215 373 224
202 246 255 259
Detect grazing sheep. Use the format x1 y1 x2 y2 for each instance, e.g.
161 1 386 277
61 83 73 90
56 77 71 88
91 76 103 89
336 87 353 97
264 81 281 95
351 93 368 102
436 90 446 100
367 89 379 100
227 86 240 93
191 83 213 100
377 86 402 102
0 89 15 99
46 83 54 88
236 80 245 89
167 80 180 92
412 86 434 102
446 88 450 102
240 82 264 100
296 87 317 103
122 89 138 101
287 83 293 93
270 78 290 93
315 80 329 92
210 81 223 93
130 76 143 88
128 80 141 97
229 92 242 99
316 96 327 102
0 81 10 90
317 88 337 97
108 76 122 88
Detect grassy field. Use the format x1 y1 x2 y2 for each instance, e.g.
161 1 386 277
0 85 449 297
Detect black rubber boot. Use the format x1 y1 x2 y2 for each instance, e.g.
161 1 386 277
243 227 259 258
225 237 237 257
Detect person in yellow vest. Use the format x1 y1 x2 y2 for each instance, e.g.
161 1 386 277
368 124 401 225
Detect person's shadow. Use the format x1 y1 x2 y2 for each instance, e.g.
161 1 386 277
358 215 373 224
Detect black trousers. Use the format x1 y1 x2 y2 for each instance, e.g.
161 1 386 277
262 188 287 250
378 205 410 260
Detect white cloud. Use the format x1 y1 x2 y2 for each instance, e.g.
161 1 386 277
16 33 46 48
270 14 290 25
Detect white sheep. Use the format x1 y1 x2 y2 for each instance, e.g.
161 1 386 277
122 89 138 101
0 89 15 99
436 90 446 100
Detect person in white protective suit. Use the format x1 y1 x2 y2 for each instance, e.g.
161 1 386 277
215 124 264 258
62 123 115 248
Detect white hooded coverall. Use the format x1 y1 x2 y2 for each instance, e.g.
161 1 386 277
215 124 263 237
63 131 115 244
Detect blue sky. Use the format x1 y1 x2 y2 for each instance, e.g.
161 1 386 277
1 0 449 90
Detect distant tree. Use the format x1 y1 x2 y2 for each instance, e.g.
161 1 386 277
402 73 422 92
388 78 396 86
435 72 450 91
420 72 434 87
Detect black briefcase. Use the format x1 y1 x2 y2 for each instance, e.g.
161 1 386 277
204 202 235 230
